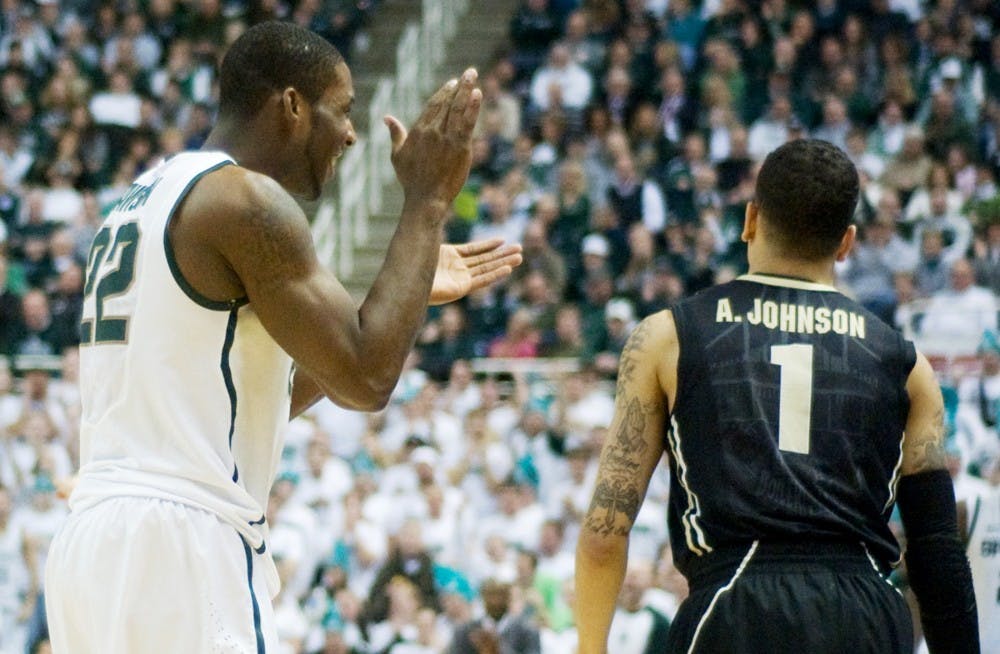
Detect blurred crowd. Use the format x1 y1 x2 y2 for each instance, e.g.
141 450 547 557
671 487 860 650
1 0 1000 652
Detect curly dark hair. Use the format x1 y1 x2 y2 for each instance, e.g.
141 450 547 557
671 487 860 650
218 21 344 120
755 139 859 260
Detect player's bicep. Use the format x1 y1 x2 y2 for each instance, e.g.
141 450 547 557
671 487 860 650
900 352 947 477
583 313 671 537
210 177 368 401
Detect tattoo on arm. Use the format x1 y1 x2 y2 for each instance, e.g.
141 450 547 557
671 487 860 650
616 318 653 397
585 479 643 536
584 395 657 537
909 404 947 473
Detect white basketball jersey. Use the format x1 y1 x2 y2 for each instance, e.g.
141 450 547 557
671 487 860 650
967 485 1000 653
72 151 293 593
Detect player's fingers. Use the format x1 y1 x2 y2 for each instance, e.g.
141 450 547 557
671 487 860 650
463 243 522 268
469 265 514 291
453 237 505 257
384 115 407 154
444 68 477 133
457 87 483 138
419 77 459 129
470 251 523 277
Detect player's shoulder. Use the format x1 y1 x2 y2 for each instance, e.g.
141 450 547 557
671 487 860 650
630 310 678 354
194 165 301 217
183 165 311 246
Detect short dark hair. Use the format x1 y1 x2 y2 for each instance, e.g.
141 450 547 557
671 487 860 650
218 21 344 119
755 139 859 260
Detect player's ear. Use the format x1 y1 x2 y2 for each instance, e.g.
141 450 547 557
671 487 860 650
741 200 758 243
280 87 304 124
834 224 857 262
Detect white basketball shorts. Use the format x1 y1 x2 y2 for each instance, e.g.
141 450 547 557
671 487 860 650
45 496 278 653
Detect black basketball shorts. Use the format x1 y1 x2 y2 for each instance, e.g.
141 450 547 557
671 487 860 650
666 541 913 654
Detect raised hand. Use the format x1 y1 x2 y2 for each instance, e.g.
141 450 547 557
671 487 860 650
429 238 523 305
384 68 482 207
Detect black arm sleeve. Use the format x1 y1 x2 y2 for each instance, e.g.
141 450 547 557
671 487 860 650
896 469 980 654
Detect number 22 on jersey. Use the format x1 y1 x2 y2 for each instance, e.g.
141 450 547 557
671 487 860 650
80 222 140 345
770 343 814 455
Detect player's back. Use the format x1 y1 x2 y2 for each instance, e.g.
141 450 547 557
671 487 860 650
71 151 293 559
666 273 915 574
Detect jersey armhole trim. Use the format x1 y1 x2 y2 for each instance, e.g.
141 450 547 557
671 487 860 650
668 306 687 417
163 160 249 311
966 496 982 551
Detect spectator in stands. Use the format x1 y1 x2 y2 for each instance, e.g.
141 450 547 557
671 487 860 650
488 307 541 359
615 224 656 299
551 160 590 274
599 66 635 129
912 229 953 298
517 270 560 334
88 67 142 131
539 303 586 359
418 304 476 383
635 258 685 317
606 153 667 234
655 65 696 149
512 218 567 299
529 43 594 119
748 96 793 163
47 262 83 352
920 258 998 357
811 95 852 152
476 72 522 143
973 210 1000 294
842 215 917 323
471 186 529 247
606 558 671 654
509 0 561 85
628 102 671 176
0 255 22 356
449 578 541 654
436 359 480 422
954 330 1000 476
867 98 908 162
587 297 635 377
363 519 440 628
908 187 973 267
921 88 977 162
366 576 429 653
881 125 934 206
10 289 63 357
536 518 574 583
562 9 604 80
903 163 965 224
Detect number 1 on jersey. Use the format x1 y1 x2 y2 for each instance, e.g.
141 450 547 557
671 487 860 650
770 344 813 454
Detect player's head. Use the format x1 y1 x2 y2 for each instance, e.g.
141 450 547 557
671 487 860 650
749 139 859 261
218 21 356 199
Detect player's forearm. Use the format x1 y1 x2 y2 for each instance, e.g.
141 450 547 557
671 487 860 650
355 198 448 403
574 531 628 654
897 470 980 654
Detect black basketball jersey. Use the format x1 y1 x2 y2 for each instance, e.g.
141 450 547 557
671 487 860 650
666 273 917 575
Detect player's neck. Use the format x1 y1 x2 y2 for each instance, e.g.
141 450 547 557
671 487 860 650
203 120 287 184
747 252 837 286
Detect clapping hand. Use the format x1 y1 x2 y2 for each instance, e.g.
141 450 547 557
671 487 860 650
429 238 522 305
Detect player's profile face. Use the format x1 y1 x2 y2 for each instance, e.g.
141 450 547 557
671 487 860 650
304 61 356 199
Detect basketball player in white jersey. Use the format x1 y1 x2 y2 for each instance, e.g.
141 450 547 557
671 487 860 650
965 480 1000 652
44 21 521 654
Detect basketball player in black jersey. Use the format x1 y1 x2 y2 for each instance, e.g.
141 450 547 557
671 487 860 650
575 139 979 653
